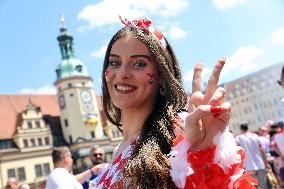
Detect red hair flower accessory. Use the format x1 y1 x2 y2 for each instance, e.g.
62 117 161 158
119 15 167 49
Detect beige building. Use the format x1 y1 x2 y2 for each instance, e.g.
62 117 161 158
0 95 58 188
224 62 284 134
0 19 122 188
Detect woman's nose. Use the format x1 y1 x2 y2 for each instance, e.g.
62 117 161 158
117 64 130 80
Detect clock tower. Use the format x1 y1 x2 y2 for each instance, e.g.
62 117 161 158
54 16 104 144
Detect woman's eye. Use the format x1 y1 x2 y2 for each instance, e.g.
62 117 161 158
109 60 121 67
133 60 146 68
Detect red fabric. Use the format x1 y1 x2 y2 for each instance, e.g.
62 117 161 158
173 133 185 147
182 145 257 189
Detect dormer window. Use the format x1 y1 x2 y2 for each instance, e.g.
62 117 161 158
23 139 28 147
38 138 43 146
75 65 82 72
45 137 50 145
35 121 40 128
27 121 32 129
31 138 35 147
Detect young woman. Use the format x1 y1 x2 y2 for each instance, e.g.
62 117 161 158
94 17 257 189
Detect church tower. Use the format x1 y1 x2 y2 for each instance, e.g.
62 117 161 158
54 16 104 144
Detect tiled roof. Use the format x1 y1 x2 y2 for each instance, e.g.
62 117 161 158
0 95 60 140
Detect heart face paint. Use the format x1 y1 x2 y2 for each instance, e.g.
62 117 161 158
147 72 155 84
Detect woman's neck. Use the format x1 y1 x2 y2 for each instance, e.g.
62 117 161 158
121 108 150 141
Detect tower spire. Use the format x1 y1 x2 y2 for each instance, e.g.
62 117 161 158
55 15 89 80
60 14 65 28
57 15 74 60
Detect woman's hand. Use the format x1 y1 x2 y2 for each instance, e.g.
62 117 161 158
184 58 231 151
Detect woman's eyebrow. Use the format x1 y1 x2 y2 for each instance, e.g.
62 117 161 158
109 53 120 58
131 54 151 61
109 54 152 61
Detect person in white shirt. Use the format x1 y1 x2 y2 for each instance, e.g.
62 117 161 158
46 146 98 189
235 122 269 189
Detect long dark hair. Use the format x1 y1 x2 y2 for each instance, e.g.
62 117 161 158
101 26 187 188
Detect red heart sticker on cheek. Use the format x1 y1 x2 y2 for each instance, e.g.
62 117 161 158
147 72 155 84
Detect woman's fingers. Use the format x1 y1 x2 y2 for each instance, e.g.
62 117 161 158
186 96 195 113
191 91 204 108
192 61 203 93
204 58 226 103
186 102 231 125
191 61 204 107
208 87 226 106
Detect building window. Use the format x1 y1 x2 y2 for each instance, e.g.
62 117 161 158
248 107 252 113
30 138 35 147
43 163 50 176
35 164 43 177
27 121 32 129
7 169 16 178
23 139 28 147
70 93 74 97
0 140 15 149
64 119 69 127
68 83 72 88
35 121 40 128
263 102 267 108
18 167 26 181
38 138 43 146
91 131 95 138
75 65 82 72
69 135 73 143
254 104 258 110
44 137 50 145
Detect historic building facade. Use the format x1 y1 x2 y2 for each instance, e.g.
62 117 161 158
0 19 122 188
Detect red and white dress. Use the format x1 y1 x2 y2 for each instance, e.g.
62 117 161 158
96 114 257 189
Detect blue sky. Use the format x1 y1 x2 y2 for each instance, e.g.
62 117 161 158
0 0 284 95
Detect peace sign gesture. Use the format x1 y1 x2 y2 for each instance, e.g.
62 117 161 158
184 58 231 152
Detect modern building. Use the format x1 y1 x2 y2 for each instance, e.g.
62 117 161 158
224 62 284 134
0 18 122 188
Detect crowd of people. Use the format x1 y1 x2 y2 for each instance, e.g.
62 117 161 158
235 121 284 189
4 16 284 189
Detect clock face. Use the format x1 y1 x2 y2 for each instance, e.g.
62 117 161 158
80 90 92 102
84 102 94 113
58 95 65 109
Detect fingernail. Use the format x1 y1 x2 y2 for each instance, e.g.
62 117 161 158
210 106 222 114
219 58 226 64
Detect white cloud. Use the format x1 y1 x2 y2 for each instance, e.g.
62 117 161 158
168 26 187 39
213 0 248 10
222 46 264 75
239 63 258 72
91 45 107 58
77 0 189 29
20 85 56 95
271 28 284 44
